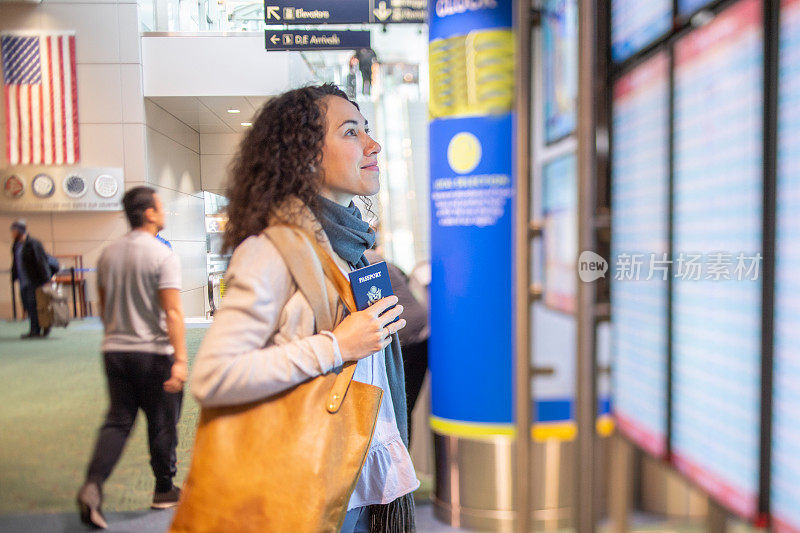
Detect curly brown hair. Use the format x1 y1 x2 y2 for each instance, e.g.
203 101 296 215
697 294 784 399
222 84 357 252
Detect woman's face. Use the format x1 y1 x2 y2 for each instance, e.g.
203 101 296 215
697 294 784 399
318 96 382 206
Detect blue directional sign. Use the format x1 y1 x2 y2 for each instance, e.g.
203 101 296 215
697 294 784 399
264 30 370 51
263 0 426 24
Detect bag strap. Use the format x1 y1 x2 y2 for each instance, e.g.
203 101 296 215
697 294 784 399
263 225 360 413
293 229 364 414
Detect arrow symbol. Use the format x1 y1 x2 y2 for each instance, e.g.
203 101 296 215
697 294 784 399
373 1 391 22
270 34 279 45
266 5 280 19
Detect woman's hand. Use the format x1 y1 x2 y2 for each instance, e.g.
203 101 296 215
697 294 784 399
332 296 406 362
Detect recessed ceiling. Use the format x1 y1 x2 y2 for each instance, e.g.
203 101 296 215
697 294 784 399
147 96 270 134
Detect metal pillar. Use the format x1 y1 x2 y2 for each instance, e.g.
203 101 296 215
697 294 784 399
513 0 533 531
575 0 598 531
609 435 633 533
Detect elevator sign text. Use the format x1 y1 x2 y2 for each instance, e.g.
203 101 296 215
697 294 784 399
263 0 426 24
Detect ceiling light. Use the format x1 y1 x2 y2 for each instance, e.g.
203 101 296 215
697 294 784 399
227 108 241 114
241 122 252 127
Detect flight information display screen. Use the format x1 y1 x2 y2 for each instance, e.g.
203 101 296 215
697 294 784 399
610 51 670 458
772 1 800 531
611 0 672 62
542 154 577 313
679 0 715 15
671 0 764 520
542 0 578 143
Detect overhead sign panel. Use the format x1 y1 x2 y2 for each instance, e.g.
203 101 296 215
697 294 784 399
263 0 426 24
264 30 370 51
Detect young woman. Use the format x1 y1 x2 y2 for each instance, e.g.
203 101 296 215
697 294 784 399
191 84 419 532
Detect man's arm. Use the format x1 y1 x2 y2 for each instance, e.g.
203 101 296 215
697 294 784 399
159 288 187 393
10 250 17 283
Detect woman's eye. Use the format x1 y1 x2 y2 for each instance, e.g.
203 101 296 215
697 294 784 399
365 128 371 135
345 129 356 136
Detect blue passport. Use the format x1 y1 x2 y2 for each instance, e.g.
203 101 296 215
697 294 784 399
348 261 399 324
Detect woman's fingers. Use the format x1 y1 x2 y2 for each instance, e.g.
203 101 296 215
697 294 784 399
383 319 407 338
370 296 399 317
378 304 403 327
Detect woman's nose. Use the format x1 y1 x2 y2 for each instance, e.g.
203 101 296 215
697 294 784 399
365 136 381 155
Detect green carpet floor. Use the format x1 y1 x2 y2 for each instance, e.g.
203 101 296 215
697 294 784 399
0 319 756 533
0 319 205 514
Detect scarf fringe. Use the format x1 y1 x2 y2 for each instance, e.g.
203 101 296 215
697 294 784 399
368 493 416 533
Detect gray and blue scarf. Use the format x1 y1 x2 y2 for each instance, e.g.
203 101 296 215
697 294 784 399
316 195 415 533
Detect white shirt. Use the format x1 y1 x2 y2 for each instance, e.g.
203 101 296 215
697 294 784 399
346 347 420 509
330 257 419 509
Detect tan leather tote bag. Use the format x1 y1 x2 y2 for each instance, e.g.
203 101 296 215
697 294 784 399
169 227 383 533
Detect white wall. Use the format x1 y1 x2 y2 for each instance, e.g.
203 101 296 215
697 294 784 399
0 0 145 320
199 132 240 195
141 35 315 97
143 99 206 316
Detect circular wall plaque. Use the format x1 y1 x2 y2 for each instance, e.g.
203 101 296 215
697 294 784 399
63 175 88 198
94 175 118 198
32 174 56 198
3 175 25 199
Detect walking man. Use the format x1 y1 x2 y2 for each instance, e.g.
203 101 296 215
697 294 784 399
10 220 57 338
77 186 187 529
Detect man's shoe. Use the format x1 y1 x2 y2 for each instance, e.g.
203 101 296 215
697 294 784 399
42 327 51 337
77 482 108 529
151 485 181 510
20 332 40 339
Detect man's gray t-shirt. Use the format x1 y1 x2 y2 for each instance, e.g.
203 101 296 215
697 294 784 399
98 230 182 355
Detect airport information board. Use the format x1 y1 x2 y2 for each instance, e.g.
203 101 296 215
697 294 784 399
611 0 672 62
679 0 715 15
610 52 670 458
542 0 578 143
542 154 577 314
772 1 800 531
671 0 763 520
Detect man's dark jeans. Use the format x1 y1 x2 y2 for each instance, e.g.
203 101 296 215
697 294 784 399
85 352 183 492
20 284 39 335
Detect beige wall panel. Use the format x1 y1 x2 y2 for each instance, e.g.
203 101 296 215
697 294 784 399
52 239 106 271
51 212 128 242
171 240 207 291
169 194 205 243
79 123 125 168
1 213 55 248
179 286 206 319
123 123 147 182
117 3 141 64
0 4 41 34
41 0 119 6
124 180 146 191
145 100 199 152
0 123 6 169
40 4 120 64
148 183 181 241
146 129 201 194
200 133 241 155
76 64 123 124
200 154 230 192
120 65 145 124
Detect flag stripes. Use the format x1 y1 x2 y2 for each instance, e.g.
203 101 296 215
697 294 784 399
1 33 79 166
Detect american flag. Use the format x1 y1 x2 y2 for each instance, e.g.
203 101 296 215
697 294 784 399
1 33 80 166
